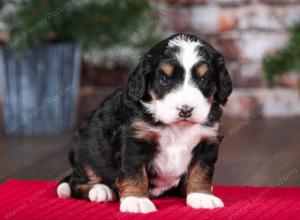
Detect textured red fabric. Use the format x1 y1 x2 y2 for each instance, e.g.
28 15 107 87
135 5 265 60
0 180 299 220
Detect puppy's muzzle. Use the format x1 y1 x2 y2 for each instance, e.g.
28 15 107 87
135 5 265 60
177 105 194 118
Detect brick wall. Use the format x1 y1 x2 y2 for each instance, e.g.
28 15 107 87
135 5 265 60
1 1 300 118
163 0 300 87
162 0 300 117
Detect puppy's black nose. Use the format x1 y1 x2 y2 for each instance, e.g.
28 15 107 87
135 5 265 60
178 105 194 118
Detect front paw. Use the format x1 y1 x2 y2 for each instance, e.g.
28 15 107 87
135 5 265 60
120 196 157 213
186 192 224 209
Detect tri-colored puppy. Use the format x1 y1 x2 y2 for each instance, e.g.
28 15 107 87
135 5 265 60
57 33 232 213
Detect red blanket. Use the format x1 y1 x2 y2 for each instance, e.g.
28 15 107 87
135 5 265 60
0 180 299 220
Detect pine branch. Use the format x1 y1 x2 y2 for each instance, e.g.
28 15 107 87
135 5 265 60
263 23 300 81
3 0 158 51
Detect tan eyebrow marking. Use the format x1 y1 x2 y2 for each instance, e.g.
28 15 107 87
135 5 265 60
160 63 174 77
196 64 208 77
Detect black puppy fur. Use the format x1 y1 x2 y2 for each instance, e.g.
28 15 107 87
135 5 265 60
59 33 232 204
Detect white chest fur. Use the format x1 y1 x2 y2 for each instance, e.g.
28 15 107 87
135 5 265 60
149 123 218 197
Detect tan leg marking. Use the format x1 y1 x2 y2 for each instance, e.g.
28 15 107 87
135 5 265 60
117 167 157 213
117 166 149 198
187 163 212 194
186 163 224 209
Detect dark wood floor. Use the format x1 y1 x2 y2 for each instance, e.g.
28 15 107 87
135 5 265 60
1 117 300 187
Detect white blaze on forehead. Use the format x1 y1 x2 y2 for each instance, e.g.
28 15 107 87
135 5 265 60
168 37 203 85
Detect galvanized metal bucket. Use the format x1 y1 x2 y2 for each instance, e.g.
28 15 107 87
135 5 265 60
0 43 81 136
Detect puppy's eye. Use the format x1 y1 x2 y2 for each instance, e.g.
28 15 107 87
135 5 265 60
198 77 209 85
160 76 170 85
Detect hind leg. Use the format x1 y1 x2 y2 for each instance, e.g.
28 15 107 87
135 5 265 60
57 178 116 202
87 184 116 202
57 182 116 202
57 168 116 202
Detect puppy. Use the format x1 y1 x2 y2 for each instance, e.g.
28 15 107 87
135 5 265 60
57 33 232 213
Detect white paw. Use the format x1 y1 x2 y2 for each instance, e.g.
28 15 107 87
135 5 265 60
57 183 71 199
120 196 157 213
88 184 115 202
186 192 224 209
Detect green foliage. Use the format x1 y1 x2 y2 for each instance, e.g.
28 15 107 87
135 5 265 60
3 0 159 51
263 23 300 81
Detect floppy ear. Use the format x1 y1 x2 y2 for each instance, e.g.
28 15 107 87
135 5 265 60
214 55 233 105
126 56 149 101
